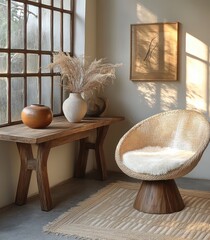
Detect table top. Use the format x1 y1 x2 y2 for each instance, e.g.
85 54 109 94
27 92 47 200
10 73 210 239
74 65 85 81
0 116 124 144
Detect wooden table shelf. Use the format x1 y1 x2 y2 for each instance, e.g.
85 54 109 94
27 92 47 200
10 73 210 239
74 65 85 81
0 116 124 211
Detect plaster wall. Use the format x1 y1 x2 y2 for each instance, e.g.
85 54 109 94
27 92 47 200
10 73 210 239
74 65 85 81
96 0 210 180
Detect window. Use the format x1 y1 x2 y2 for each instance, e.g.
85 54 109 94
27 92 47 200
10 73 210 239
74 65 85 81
0 0 74 127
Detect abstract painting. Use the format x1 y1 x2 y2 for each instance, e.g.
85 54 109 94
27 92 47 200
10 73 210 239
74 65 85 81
130 22 179 81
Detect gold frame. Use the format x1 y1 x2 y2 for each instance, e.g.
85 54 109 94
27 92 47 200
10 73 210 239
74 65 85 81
130 22 179 81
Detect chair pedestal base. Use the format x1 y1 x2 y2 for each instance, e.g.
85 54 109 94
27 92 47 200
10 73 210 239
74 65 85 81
133 179 185 214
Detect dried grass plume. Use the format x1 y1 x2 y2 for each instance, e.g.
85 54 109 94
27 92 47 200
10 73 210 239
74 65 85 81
48 52 122 93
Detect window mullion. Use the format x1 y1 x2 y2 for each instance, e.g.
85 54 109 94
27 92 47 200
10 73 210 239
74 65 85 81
58 0 64 110
51 0 54 111
24 2 27 107
39 3 41 104
8 0 11 124
71 0 74 56
60 0 63 52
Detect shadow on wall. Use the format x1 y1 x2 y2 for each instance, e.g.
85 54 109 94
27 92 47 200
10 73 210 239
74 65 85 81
134 2 210 119
0 142 19 206
135 32 210 118
137 82 179 113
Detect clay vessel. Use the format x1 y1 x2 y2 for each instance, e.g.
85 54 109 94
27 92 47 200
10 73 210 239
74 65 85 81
85 97 106 117
62 93 87 122
21 104 53 129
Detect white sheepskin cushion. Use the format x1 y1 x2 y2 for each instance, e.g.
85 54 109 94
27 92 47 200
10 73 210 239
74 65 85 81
122 146 195 175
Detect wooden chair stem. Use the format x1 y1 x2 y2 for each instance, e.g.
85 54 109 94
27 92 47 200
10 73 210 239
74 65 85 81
134 180 185 214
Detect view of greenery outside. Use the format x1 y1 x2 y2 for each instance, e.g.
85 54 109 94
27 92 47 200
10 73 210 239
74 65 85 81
0 0 73 126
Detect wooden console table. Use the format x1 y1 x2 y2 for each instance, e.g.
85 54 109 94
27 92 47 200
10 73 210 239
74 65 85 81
0 116 124 211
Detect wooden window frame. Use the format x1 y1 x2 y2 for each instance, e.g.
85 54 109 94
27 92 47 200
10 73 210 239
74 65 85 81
0 0 75 127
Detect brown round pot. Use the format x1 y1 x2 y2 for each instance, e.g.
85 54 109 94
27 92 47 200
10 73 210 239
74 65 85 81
21 104 53 129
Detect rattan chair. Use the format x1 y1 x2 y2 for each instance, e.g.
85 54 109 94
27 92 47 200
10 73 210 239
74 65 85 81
115 109 210 214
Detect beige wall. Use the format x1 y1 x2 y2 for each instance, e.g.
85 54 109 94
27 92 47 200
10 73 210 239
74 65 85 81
1 0 210 209
96 0 210 179
0 0 97 209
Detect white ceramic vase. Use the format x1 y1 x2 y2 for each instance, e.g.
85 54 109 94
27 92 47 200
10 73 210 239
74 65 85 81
62 93 87 122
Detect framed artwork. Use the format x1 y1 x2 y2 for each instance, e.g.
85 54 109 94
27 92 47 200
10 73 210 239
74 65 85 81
130 22 179 81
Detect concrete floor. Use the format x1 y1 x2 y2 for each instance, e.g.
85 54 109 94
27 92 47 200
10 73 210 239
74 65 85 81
1 171 210 240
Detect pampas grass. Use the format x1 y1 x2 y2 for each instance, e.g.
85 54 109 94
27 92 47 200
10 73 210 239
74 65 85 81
48 52 121 93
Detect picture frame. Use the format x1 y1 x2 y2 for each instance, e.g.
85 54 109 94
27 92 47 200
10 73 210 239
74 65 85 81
130 22 179 81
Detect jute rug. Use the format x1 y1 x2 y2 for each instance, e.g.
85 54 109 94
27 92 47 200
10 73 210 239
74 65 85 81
44 181 210 240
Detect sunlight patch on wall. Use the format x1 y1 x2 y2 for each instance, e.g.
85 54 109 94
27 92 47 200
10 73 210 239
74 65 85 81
160 84 178 111
137 83 156 108
186 33 208 61
186 33 208 112
186 56 207 111
136 3 157 22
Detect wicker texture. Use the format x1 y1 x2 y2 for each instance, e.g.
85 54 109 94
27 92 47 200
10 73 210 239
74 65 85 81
115 109 210 181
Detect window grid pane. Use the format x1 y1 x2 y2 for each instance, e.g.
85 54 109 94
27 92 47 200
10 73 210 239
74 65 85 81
27 77 39 105
41 76 51 107
53 11 61 51
41 8 51 51
27 5 39 50
53 76 62 114
11 1 24 49
27 54 39 73
11 53 24 73
11 77 24 121
0 78 8 124
63 13 71 52
0 0 74 127
0 0 8 48
0 53 8 73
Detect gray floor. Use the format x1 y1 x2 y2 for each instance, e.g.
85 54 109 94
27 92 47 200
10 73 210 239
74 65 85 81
1 171 210 240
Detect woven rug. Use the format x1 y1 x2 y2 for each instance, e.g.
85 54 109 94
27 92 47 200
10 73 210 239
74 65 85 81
44 181 210 240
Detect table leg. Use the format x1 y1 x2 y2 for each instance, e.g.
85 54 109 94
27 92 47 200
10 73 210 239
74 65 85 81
95 126 109 180
15 143 34 205
74 137 89 178
16 142 52 211
36 142 52 211
75 126 109 180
